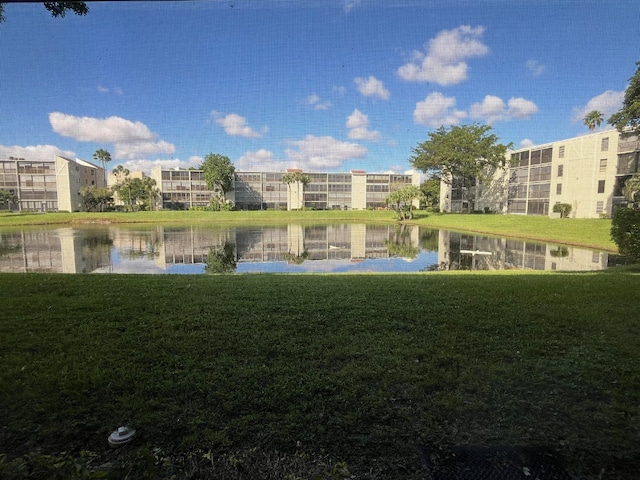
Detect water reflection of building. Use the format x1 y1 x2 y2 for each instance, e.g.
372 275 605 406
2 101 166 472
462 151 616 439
149 224 419 267
437 230 611 271
0 228 111 273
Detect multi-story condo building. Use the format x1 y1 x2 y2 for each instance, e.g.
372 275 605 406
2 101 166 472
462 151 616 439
151 166 420 211
439 129 640 218
0 155 105 212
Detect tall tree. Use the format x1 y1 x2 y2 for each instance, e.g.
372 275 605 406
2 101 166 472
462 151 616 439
79 186 112 212
141 176 160 211
410 124 511 187
93 149 112 183
120 177 158 211
0 2 88 23
385 185 423 220
583 110 604 131
110 166 131 210
200 153 235 202
609 61 640 134
420 177 440 209
282 171 310 210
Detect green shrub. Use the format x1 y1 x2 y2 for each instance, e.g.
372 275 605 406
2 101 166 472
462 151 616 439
611 208 640 261
553 203 572 218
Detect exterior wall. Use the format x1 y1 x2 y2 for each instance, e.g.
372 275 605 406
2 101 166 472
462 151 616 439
154 168 418 211
56 156 105 212
151 166 218 209
351 171 367 210
55 157 73 212
439 129 639 218
546 132 619 218
235 171 287 210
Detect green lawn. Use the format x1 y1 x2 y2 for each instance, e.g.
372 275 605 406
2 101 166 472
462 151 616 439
1 270 639 479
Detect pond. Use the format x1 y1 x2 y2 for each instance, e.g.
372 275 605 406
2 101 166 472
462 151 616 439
0 224 626 274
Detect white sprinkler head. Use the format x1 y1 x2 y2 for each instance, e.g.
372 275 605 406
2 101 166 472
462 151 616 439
108 426 136 448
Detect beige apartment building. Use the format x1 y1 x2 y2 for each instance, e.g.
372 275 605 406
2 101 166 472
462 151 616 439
0 155 105 212
440 129 640 218
151 166 420 211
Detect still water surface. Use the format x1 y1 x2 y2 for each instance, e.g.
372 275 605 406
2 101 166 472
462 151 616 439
0 224 623 274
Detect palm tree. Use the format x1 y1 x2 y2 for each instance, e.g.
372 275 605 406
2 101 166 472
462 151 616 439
282 171 310 210
93 149 112 184
583 110 604 131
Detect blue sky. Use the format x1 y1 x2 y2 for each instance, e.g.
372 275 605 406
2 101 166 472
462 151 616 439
1 0 638 175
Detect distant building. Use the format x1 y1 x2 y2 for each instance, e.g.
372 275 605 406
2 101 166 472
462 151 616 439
0 155 105 212
152 166 420 211
439 129 640 218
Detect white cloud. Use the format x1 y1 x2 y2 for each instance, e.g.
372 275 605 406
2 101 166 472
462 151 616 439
307 94 332 110
50 112 154 143
520 138 535 148
343 0 362 13
333 85 347 96
346 109 381 141
526 59 545 77
572 90 624 124
413 92 467 128
469 95 538 124
285 135 367 170
507 97 538 118
0 144 76 161
212 111 267 138
114 140 177 160
48 112 175 160
235 149 294 172
398 25 489 85
97 85 123 95
354 76 390 100
470 95 506 124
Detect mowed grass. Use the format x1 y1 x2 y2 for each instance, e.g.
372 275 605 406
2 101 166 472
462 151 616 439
411 213 616 251
1 271 639 478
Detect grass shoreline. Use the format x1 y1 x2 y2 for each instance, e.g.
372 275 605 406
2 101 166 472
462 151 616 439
1 270 639 478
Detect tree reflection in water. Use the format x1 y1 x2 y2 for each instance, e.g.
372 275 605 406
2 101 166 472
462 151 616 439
205 242 237 274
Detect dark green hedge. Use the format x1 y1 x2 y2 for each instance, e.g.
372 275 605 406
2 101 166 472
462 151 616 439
611 208 640 261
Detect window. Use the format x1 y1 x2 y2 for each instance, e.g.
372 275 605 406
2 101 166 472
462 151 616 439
599 158 607 172
558 146 565 158
530 149 541 165
557 165 563 177
597 180 605 193
601 137 609 152
596 201 604 214
556 183 562 195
